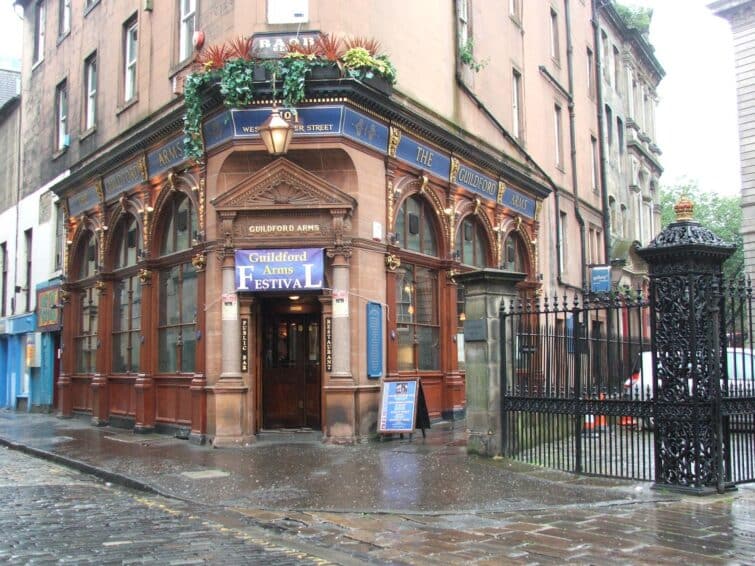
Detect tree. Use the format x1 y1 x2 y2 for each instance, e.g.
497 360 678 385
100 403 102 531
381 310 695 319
660 181 744 280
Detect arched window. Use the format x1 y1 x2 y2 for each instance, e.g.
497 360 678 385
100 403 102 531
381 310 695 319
394 195 440 371
394 195 437 256
157 193 198 374
74 230 98 374
112 215 142 374
160 193 195 255
455 216 488 267
502 232 527 272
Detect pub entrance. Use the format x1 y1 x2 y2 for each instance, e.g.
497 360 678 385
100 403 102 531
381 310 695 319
260 297 322 429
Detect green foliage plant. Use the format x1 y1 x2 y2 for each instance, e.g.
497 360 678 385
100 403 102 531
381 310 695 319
660 180 744 280
613 2 652 34
459 39 488 73
182 34 397 162
341 47 396 84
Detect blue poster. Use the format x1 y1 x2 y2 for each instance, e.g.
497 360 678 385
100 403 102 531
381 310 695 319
235 248 324 292
379 380 418 432
590 265 611 293
366 302 383 378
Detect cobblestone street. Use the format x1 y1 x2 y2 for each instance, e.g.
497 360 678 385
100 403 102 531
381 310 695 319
0 447 348 565
1 414 755 564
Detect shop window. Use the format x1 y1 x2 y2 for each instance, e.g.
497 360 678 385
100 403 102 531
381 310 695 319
455 216 488 268
396 264 439 371
157 194 198 374
111 216 142 374
158 263 197 373
74 231 99 374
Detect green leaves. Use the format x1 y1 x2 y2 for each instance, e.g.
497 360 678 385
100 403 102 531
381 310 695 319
660 181 744 279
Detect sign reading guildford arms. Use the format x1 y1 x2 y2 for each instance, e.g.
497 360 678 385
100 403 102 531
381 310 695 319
235 248 324 292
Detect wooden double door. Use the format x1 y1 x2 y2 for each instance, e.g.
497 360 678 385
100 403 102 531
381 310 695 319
261 309 322 429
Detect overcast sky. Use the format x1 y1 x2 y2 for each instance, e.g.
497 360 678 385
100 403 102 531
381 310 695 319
0 0 741 196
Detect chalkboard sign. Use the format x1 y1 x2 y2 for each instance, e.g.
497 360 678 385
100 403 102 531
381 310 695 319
366 302 383 378
378 380 419 433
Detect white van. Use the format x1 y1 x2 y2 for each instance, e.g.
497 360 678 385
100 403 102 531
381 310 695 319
623 348 755 399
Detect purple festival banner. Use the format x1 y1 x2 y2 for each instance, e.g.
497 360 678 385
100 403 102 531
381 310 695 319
235 248 324 292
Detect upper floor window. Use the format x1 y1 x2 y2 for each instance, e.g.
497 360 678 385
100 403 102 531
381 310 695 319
458 0 470 49
179 0 197 62
509 0 521 21
549 7 560 63
84 53 97 130
512 68 523 140
600 30 609 81
58 0 70 37
455 217 488 268
33 0 46 64
84 0 100 13
394 195 438 257
554 103 563 168
587 47 595 98
55 80 69 151
124 17 138 102
613 45 621 92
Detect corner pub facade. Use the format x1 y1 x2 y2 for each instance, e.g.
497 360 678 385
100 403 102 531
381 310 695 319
22 1 561 445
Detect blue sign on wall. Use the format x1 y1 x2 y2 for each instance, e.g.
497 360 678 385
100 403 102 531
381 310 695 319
203 111 234 149
68 184 100 217
500 186 537 218
455 164 498 202
395 135 451 179
342 108 389 154
378 380 418 433
104 158 147 201
235 248 324 292
232 106 343 137
366 302 383 378
148 135 185 178
590 265 611 293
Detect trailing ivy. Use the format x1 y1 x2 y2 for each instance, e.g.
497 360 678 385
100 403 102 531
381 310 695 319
183 69 220 163
220 59 256 108
182 36 398 162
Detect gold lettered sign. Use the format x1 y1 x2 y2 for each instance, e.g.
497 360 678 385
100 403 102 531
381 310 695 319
240 318 249 372
37 287 61 331
325 317 332 372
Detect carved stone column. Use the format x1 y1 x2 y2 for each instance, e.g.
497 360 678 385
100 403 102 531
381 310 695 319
212 250 251 447
328 247 352 380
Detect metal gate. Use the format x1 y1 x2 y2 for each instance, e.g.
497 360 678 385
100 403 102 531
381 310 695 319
500 279 755 485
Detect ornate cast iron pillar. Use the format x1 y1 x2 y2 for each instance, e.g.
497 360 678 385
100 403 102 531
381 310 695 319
638 196 735 494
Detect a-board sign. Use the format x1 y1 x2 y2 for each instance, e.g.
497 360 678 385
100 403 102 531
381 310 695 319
378 380 419 433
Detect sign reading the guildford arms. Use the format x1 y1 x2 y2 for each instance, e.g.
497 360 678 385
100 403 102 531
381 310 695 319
235 248 324 292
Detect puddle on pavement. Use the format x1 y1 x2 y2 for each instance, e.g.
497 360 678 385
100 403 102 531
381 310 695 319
181 469 230 479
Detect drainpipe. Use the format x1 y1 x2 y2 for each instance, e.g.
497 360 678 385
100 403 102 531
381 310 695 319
564 0 587 291
593 0 611 263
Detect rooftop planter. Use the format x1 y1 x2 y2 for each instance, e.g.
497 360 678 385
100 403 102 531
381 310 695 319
183 34 397 162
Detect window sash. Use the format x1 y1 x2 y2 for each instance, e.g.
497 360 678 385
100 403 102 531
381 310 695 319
85 56 97 129
59 0 70 35
179 0 197 62
512 70 522 139
158 262 197 373
56 83 68 150
34 1 45 63
75 288 99 374
124 21 138 101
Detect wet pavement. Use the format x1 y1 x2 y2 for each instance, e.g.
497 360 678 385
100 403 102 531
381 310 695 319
1 410 754 564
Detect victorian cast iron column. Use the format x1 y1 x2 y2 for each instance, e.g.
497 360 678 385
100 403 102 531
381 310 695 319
638 196 735 494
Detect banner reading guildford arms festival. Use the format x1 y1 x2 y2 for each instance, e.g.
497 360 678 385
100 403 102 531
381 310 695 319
234 248 325 292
